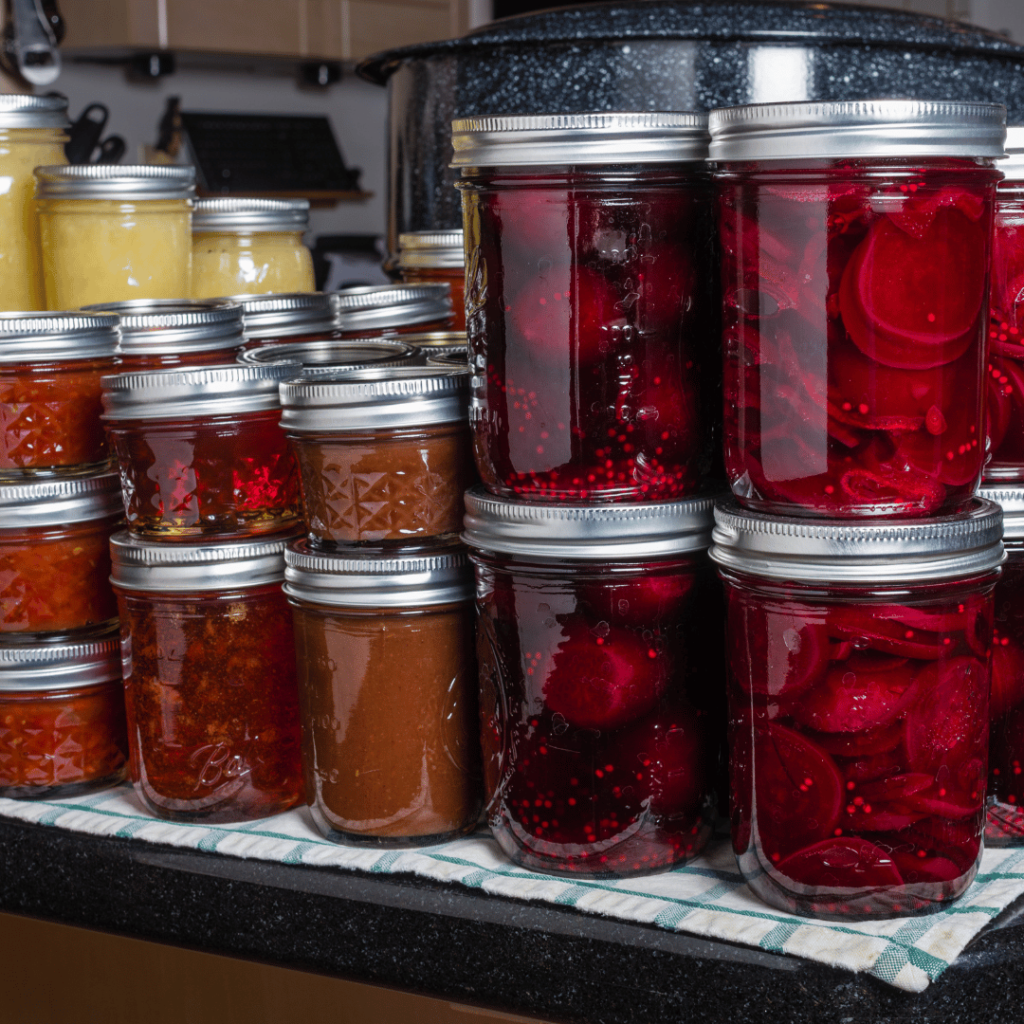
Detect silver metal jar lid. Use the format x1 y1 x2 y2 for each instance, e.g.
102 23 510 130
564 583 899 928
451 112 710 167
1001 126 1024 181
238 337 418 374
462 488 715 560
0 94 68 129
980 485 1024 541
222 292 337 339
426 350 470 368
0 630 120 692
708 100 1006 163
34 163 196 200
397 330 466 349
332 283 452 331
0 471 122 529
101 361 299 420
279 365 469 432
0 311 118 363
83 299 244 356
109 530 293 591
193 197 310 232
710 499 1004 583
283 540 473 609
397 230 465 269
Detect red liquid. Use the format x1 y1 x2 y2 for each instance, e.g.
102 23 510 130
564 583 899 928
116 347 244 372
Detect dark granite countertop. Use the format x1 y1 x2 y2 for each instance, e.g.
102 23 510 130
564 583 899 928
1 816 1023 1022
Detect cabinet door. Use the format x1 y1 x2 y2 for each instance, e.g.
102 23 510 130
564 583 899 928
60 0 162 49
345 0 452 59
166 0 307 55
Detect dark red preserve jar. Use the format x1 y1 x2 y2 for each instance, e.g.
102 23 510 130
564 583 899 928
463 489 722 877
453 113 718 503
711 499 1003 918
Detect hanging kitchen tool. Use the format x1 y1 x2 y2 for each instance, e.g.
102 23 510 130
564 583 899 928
64 102 106 163
1 0 61 86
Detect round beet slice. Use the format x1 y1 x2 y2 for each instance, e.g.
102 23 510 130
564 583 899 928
826 605 945 660
775 836 903 889
808 720 904 758
590 572 695 629
791 659 915 734
894 391 983 488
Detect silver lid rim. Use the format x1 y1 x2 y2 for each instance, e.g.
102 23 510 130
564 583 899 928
222 292 338 338
397 230 465 269
980 485 1024 540
0 94 68 129
0 472 123 528
0 311 119 362
238 337 419 374
0 632 120 692
332 284 452 331
82 299 245 354
193 197 310 231
34 163 196 200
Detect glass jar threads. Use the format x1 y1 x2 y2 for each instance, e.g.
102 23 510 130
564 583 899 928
0 311 118 477
191 198 315 299
0 95 68 311
711 499 1003 919
711 100 1005 518
396 230 466 330
284 542 480 845
101 362 302 540
110 531 303 822
333 283 454 337
463 490 721 877
230 292 340 348
34 164 195 309
0 629 128 798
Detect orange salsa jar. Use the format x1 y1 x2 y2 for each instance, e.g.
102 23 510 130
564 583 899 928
396 231 466 331
229 292 341 349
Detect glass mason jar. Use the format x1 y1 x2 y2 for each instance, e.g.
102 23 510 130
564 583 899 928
0 471 121 636
463 490 722 877
711 499 1004 919
396 230 466 331
333 283 454 338
711 100 1004 518
280 366 474 546
284 541 481 845
35 164 195 309
191 198 315 299
83 298 245 371
228 292 341 349
238 336 418 376
0 628 127 798
102 362 302 540
110 531 303 822
453 113 718 504
0 95 68 311
0 311 118 477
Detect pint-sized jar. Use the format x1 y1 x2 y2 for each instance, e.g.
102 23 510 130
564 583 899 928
0 95 68 311
396 230 466 330
0 311 118 477
229 292 340 348
238 336 418 376
102 362 301 540
83 298 245 371
333 283 454 338
711 499 1003 919
711 100 1004 517
0 628 128 798
191 198 315 299
35 164 195 309
0 472 121 636
463 490 722 877
280 366 474 545
111 531 303 822
284 542 480 845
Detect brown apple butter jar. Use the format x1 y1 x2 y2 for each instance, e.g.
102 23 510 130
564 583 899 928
284 542 481 846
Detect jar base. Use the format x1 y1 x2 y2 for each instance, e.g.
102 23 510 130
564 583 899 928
0 459 114 482
0 767 125 801
134 788 302 824
986 801 1024 846
308 803 480 848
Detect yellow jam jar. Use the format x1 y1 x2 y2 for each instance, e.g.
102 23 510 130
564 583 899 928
35 164 195 309
0 95 68 311
191 197 315 298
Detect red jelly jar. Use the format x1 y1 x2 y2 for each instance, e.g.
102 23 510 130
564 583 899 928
237 336 418 375
101 361 302 540
453 113 718 504
0 471 121 636
711 100 1004 518
711 499 1003 919
396 231 467 331
333 283 454 338
0 311 118 478
229 292 340 349
83 298 245 371
110 531 303 822
0 629 128 798
463 489 722 877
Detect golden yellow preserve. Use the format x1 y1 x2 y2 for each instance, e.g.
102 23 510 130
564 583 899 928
191 229 314 298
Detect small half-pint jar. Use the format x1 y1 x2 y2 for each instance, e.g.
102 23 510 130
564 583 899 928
711 499 1003 919
110 531 303 822
102 361 302 540
0 628 128 798
463 490 722 877
284 542 480 845
230 292 340 348
280 366 474 545
333 283 454 338
396 231 466 330
238 336 418 375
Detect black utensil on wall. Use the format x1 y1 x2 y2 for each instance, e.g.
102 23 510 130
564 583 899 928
64 103 107 163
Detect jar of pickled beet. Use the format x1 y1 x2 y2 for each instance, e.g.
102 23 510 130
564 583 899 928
83 299 245 371
110 530 303 822
238 336 418 376
333 283 454 338
463 489 722 877
0 628 128 798
35 164 195 309
191 198 315 299
0 471 121 636
229 292 340 349
0 95 68 311
280 366 473 545
396 231 466 330
711 499 1004 919
285 541 480 844
710 100 1005 518
0 311 118 477
102 362 301 540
